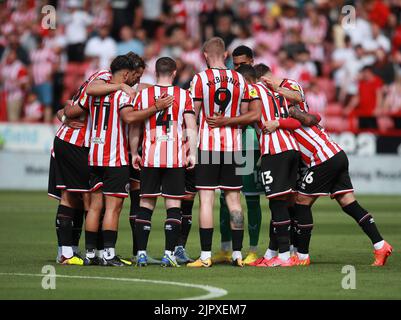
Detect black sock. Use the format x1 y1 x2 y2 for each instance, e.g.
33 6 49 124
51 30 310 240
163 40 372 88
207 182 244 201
85 231 98 252
57 205 75 247
135 207 153 251
288 205 298 249
200 228 213 251
179 200 194 247
129 189 140 256
72 209 84 247
268 219 278 251
165 207 182 252
231 230 244 252
294 204 313 254
269 200 291 254
342 201 383 244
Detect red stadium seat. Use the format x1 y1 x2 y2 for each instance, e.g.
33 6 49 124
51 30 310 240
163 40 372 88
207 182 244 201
324 103 343 116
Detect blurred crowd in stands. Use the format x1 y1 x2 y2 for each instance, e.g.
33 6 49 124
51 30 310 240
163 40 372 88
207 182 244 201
1 0 401 133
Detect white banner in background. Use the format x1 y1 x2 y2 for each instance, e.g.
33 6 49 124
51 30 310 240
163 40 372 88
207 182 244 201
0 123 57 153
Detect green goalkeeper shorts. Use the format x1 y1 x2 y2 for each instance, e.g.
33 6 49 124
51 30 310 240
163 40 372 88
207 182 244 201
242 150 264 196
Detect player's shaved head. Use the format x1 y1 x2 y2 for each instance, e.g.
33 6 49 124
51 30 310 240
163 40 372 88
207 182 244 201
155 57 177 77
202 37 226 58
254 63 271 79
236 64 257 83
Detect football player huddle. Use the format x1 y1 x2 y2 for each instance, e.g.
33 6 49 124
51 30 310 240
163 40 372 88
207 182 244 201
48 38 392 268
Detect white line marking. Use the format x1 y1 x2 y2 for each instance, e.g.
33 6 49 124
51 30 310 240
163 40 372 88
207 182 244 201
0 272 227 300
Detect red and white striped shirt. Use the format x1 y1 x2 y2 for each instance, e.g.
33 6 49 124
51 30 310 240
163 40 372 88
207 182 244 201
30 47 57 85
255 83 299 155
84 90 132 167
55 70 112 148
0 59 28 102
190 68 250 152
134 85 195 168
281 80 341 167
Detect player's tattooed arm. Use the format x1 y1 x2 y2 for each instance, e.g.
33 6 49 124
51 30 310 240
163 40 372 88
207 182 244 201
230 210 244 230
288 105 320 127
260 76 303 103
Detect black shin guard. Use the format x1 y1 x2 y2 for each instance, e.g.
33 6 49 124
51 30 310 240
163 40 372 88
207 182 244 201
135 207 153 251
57 205 75 247
165 208 182 252
269 200 291 253
97 210 105 251
342 201 383 244
200 228 213 251
179 200 194 247
294 204 313 254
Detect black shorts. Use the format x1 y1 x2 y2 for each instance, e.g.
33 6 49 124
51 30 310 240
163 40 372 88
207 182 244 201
48 154 61 200
128 153 140 183
195 151 243 190
53 137 90 192
140 167 186 198
89 166 130 198
185 168 197 195
260 150 299 198
297 150 354 198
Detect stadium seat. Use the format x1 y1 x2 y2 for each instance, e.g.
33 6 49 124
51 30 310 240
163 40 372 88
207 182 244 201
317 77 336 102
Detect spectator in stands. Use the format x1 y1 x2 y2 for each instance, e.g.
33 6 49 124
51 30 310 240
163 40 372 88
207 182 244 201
64 0 93 62
84 24 117 69
345 65 384 129
215 14 236 48
383 71 401 129
301 3 328 70
306 79 328 116
2 33 30 66
332 35 355 98
373 47 396 85
117 25 145 56
21 91 43 123
30 36 57 123
0 49 29 122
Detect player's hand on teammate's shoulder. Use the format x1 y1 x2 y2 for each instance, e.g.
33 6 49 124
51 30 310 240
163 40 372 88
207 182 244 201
186 154 196 170
132 153 142 170
120 83 137 99
155 92 174 111
206 112 227 128
65 119 85 129
260 75 277 91
262 120 279 134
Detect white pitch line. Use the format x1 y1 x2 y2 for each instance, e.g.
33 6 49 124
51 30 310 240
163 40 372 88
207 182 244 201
0 273 227 300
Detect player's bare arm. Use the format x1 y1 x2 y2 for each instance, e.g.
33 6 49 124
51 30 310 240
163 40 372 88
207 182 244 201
260 76 303 103
206 99 261 128
86 80 137 99
120 94 174 124
129 124 143 170
262 118 301 134
288 105 320 127
183 112 197 170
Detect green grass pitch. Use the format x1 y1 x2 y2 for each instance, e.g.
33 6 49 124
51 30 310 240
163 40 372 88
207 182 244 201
0 191 400 300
